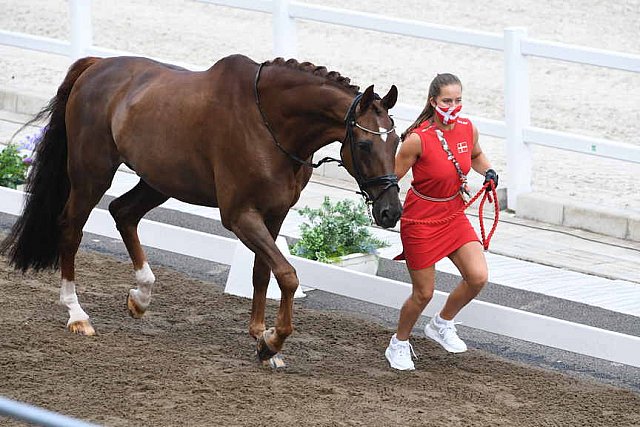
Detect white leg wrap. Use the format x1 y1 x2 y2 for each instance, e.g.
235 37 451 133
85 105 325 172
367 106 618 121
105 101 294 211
59 279 90 326
130 262 155 310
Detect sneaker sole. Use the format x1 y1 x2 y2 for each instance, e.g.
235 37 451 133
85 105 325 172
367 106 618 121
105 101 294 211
385 348 415 371
425 325 467 354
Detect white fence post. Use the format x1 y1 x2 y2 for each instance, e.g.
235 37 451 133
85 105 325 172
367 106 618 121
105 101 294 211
272 0 297 58
69 0 93 60
504 27 532 210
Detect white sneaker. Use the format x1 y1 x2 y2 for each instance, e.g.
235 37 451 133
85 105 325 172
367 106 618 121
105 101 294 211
385 334 416 371
425 316 468 353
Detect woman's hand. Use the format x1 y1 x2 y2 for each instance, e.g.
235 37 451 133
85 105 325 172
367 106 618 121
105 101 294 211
483 168 499 191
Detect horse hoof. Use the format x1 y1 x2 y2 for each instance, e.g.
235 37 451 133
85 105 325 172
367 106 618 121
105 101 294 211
256 328 278 361
262 353 286 370
68 320 95 336
127 294 146 318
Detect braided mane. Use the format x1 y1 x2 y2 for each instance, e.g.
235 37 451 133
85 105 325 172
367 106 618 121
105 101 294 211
264 58 360 93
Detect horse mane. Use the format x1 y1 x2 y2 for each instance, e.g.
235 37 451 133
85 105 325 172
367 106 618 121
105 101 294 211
264 58 360 93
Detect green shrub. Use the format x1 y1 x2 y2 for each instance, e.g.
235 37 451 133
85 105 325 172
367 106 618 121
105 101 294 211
291 196 389 263
0 144 30 189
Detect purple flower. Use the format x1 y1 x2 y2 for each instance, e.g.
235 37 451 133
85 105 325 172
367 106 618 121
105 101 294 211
17 128 44 152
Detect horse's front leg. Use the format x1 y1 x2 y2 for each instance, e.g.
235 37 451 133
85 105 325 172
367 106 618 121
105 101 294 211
249 214 287 341
231 211 298 364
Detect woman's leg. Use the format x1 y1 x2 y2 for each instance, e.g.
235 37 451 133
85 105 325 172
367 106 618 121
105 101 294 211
386 265 436 370
395 265 436 340
440 241 488 320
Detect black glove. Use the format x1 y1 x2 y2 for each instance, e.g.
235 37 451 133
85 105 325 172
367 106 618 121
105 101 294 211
483 168 498 192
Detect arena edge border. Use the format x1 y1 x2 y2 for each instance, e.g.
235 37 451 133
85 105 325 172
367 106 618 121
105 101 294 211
517 192 640 241
1 86 637 243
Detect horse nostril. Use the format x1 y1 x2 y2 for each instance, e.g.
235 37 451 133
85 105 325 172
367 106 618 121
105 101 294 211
379 208 394 226
379 207 401 227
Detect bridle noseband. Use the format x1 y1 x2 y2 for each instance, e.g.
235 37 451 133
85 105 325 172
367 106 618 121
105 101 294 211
254 62 400 206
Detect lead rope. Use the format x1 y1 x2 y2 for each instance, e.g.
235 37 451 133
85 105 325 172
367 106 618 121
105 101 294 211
401 183 499 250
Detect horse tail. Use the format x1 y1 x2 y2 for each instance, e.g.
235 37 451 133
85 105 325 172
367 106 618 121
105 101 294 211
0 57 101 272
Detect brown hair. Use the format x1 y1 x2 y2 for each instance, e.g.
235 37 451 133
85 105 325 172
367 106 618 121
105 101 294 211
401 73 462 141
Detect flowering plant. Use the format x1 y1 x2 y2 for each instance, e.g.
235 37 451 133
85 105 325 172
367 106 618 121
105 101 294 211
0 144 30 189
0 128 43 189
291 196 389 263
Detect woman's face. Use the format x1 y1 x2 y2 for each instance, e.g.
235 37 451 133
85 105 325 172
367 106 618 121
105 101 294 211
430 84 462 109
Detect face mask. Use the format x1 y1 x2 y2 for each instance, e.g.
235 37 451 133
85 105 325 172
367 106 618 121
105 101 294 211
434 104 462 125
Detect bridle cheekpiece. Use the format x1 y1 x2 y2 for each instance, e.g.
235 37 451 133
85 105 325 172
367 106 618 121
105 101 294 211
254 62 399 205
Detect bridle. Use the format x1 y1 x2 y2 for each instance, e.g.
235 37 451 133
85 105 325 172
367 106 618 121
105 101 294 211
253 62 399 205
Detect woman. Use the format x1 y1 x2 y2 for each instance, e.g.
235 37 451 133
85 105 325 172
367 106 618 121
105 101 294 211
385 73 498 371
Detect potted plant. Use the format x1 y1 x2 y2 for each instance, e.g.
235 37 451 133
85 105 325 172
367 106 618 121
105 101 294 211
0 144 31 190
290 196 389 275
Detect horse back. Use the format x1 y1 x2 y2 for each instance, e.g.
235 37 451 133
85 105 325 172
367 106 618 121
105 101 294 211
66 55 265 207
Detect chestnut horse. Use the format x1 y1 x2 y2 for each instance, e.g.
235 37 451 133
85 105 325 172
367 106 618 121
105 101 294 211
1 55 401 366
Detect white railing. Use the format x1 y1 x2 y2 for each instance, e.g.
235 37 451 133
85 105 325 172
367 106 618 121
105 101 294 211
0 395 100 427
1 0 640 209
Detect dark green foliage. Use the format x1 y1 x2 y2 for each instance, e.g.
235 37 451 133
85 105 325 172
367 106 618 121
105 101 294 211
291 196 389 263
0 144 29 189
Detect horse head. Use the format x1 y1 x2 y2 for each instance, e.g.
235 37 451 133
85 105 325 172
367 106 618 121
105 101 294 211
340 84 402 229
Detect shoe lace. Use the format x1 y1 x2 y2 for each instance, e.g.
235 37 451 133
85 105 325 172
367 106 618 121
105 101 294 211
397 341 417 359
438 321 463 341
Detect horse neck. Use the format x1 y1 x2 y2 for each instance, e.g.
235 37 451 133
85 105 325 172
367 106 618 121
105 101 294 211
260 74 353 161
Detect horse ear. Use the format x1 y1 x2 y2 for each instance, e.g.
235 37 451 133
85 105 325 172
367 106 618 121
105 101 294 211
359 85 375 112
382 85 398 110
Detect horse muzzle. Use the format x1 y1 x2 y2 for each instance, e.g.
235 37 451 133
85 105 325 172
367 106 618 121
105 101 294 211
372 190 402 229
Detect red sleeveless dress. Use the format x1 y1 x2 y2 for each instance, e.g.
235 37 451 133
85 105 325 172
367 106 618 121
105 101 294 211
395 118 479 270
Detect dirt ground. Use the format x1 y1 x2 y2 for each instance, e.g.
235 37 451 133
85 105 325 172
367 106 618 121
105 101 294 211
0 250 639 427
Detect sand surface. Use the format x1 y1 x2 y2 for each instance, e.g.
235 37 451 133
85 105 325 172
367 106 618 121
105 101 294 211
1 250 639 426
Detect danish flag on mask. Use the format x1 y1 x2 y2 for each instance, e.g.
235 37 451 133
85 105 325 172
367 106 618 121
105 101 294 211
435 104 462 125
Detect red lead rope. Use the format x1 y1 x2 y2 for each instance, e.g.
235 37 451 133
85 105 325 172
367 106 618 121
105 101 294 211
401 182 500 250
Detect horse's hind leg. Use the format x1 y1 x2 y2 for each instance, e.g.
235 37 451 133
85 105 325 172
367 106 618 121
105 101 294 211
249 256 270 340
108 180 169 318
59 172 117 336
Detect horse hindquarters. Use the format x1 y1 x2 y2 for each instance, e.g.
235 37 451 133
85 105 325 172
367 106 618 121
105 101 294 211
0 57 101 272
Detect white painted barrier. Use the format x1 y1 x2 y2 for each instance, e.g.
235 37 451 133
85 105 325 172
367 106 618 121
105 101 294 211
1 186 638 367
225 236 306 299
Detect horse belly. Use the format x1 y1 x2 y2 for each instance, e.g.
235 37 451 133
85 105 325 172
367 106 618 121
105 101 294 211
133 161 219 208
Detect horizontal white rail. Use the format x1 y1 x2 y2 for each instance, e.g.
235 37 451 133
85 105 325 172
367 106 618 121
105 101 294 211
522 38 640 72
1 186 638 367
0 30 70 56
201 0 272 13
287 3 504 50
524 127 640 163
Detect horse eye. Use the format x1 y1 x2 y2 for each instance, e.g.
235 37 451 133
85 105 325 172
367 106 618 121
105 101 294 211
357 140 373 152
